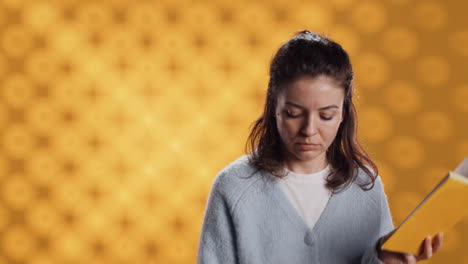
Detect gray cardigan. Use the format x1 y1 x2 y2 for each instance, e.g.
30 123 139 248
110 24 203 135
197 155 394 263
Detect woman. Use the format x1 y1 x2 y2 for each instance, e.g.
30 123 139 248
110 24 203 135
197 30 444 264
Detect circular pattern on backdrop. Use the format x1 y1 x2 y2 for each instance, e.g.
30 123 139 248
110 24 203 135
387 136 425 168
2 124 34 159
0 206 9 232
22 2 59 33
0 53 7 78
1 24 34 57
0 104 8 129
0 154 7 181
291 2 333 30
418 111 452 141
329 25 360 55
450 30 468 57
351 1 387 34
2 75 35 109
359 106 393 143
417 56 450 87
354 52 390 89
0 7 7 28
25 51 61 83
1 174 35 210
451 84 468 113
413 1 447 31
1 226 36 262
384 0 414 5
375 160 396 194
389 191 421 224
381 27 418 60
329 0 353 10
384 80 421 114
457 141 468 163
182 3 222 32
24 101 60 134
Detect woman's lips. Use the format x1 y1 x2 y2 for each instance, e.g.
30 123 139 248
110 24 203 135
296 143 320 150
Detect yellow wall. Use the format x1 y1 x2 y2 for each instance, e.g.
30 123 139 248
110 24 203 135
0 0 467 263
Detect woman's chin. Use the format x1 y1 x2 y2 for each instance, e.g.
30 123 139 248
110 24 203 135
293 151 322 161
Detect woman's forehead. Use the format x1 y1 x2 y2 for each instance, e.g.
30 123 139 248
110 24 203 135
279 78 345 108
287 75 342 90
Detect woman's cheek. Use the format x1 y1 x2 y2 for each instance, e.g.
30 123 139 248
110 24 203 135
323 123 340 140
278 120 296 143
291 121 304 138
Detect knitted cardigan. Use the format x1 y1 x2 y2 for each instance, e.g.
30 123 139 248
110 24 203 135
197 155 394 263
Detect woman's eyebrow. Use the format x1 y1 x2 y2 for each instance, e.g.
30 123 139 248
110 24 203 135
319 105 339 110
285 101 306 109
285 101 339 110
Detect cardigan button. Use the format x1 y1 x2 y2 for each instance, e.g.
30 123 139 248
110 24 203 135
304 232 315 246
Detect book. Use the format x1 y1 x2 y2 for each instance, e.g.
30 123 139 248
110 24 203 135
381 157 468 255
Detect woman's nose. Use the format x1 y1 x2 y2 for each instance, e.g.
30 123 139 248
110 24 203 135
301 115 318 136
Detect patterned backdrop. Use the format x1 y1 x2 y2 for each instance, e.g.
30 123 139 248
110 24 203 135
0 0 467 263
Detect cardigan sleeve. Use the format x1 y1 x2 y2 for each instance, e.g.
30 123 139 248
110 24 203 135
361 176 395 264
197 178 238 264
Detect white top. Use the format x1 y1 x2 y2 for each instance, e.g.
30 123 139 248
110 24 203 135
277 164 332 230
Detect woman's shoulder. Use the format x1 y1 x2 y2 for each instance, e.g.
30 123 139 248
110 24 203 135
218 154 256 176
352 166 387 204
209 154 266 200
355 165 384 188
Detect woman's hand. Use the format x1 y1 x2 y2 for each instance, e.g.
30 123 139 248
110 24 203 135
378 233 444 263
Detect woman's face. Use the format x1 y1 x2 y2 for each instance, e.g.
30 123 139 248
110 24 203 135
275 74 344 170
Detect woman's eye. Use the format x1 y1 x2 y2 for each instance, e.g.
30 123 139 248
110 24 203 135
321 116 333 121
285 111 300 118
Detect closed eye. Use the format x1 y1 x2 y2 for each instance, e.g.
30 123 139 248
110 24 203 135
285 110 301 118
285 108 336 121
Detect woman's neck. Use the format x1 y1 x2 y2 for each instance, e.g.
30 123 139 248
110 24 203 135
283 154 328 174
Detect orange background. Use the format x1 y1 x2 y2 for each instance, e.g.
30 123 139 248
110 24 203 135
0 0 467 263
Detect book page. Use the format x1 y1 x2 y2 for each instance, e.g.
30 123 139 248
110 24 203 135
454 157 468 177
